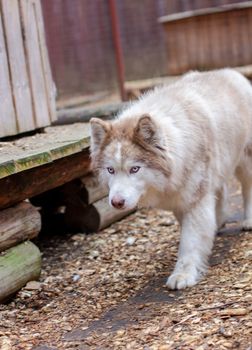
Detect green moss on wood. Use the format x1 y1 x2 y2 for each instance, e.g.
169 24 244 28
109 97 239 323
0 241 41 302
0 161 16 179
0 124 91 179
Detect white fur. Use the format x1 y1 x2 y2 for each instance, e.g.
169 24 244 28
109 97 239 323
90 69 252 289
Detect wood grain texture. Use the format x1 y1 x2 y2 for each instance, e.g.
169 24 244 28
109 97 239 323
0 201 41 252
80 175 108 204
19 0 50 128
161 7 252 74
1 0 34 133
34 0 56 123
65 196 134 233
0 10 17 136
0 0 56 137
0 123 90 179
0 241 41 302
0 149 91 210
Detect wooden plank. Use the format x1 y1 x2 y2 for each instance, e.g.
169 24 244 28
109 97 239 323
221 12 233 67
239 10 251 65
158 1 252 23
19 0 51 128
164 23 180 74
0 123 90 179
0 241 41 302
197 16 210 69
229 11 241 65
0 201 41 252
172 21 190 74
207 14 222 68
34 0 56 122
55 102 125 125
0 149 91 210
247 9 252 63
0 10 17 137
1 0 34 133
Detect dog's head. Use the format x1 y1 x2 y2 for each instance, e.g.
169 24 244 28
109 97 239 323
90 114 171 210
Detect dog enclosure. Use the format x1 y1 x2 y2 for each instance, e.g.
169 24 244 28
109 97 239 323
0 1 251 349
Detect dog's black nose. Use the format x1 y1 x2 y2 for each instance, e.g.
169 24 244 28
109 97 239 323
111 198 125 209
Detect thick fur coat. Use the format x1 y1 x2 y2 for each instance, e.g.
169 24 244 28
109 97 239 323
90 69 252 289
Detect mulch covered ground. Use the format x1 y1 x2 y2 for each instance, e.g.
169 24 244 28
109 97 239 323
0 182 251 350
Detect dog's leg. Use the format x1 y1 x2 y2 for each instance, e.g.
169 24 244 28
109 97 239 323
236 158 252 230
166 193 216 289
216 184 228 230
240 181 252 230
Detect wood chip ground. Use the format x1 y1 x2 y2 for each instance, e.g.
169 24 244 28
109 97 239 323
0 181 251 350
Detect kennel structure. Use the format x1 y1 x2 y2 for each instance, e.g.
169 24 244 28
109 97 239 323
0 0 56 138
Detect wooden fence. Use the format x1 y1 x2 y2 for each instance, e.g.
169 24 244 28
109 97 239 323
159 2 252 75
0 0 56 138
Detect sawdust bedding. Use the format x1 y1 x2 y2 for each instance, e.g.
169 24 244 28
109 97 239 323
0 188 251 350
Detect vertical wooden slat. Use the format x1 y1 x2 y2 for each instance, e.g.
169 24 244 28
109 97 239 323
239 11 250 65
1 0 34 133
197 16 210 70
184 18 197 69
166 23 180 74
229 11 240 65
181 20 190 71
0 10 17 137
221 14 232 67
19 0 51 128
247 9 252 62
33 0 56 122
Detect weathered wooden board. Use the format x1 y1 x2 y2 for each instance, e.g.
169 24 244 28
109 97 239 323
56 102 125 125
0 123 90 179
0 148 90 210
0 10 17 136
20 0 50 128
159 5 252 75
33 0 56 123
1 0 34 133
0 0 56 138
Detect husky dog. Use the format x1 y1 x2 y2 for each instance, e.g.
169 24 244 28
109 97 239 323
90 69 252 289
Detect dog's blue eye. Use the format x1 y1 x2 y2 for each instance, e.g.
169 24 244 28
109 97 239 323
130 166 140 174
107 167 115 174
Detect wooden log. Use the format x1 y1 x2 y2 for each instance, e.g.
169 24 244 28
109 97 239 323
80 175 108 204
94 197 134 230
31 175 107 210
0 241 41 302
31 176 128 233
0 201 41 252
65 196 134 233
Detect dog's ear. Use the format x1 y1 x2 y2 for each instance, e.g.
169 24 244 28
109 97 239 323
134 114 156 144
90 118 110 152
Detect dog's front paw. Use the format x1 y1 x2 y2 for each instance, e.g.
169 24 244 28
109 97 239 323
166 270 200 290
242 218 252 231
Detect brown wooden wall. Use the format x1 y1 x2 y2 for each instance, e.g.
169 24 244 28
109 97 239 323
161 6 252 75
41 0 250 99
